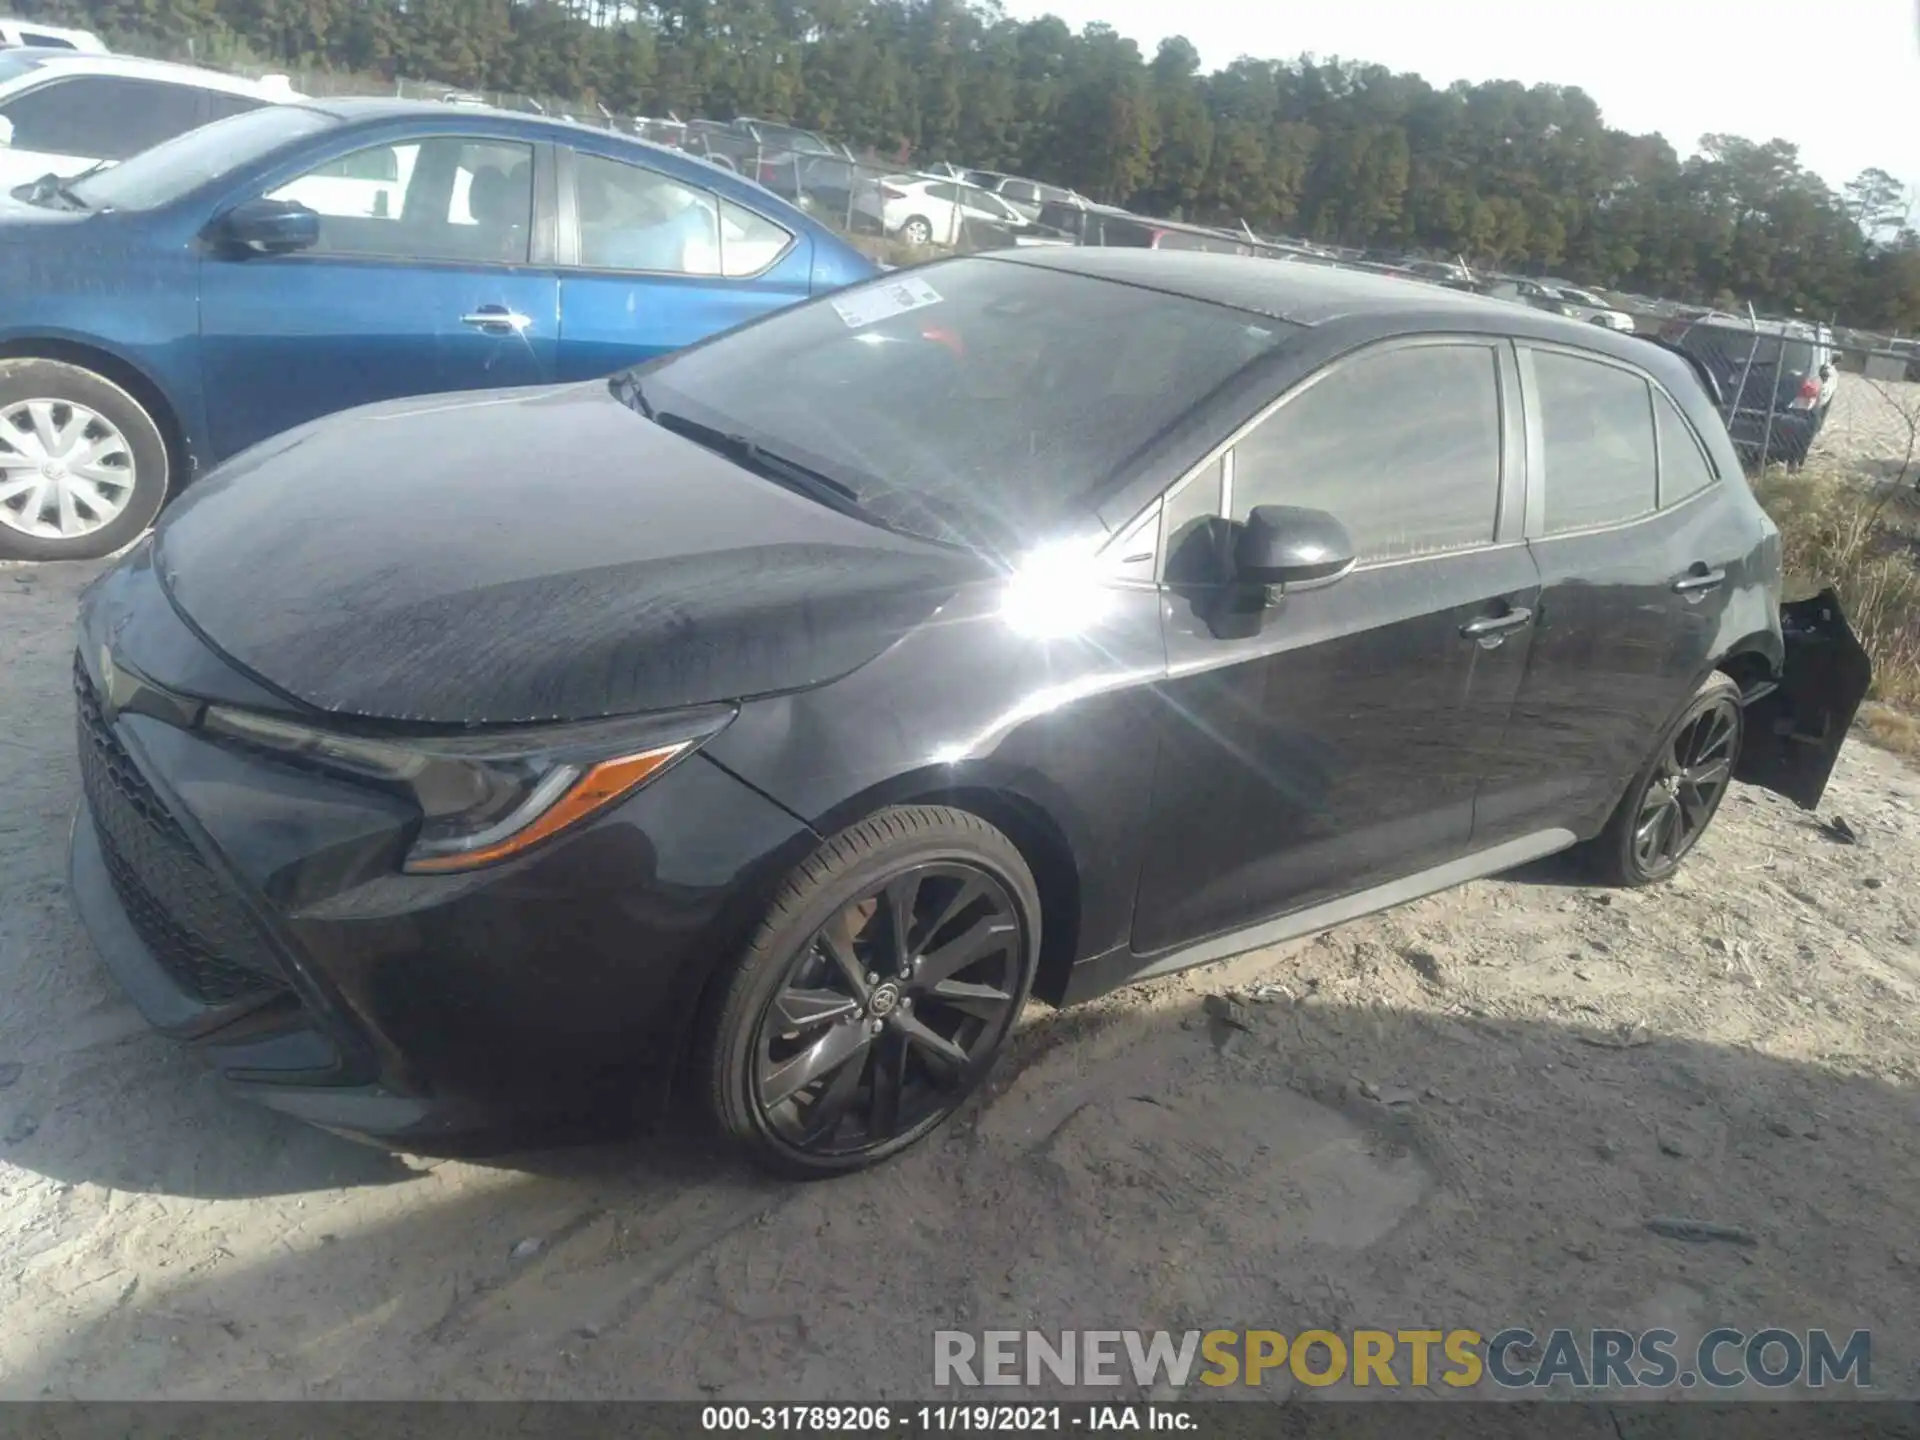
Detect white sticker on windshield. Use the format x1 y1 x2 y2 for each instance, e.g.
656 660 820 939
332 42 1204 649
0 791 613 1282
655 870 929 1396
832 276 943 329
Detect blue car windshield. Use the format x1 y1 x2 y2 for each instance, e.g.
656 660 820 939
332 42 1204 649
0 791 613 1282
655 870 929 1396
68 105 334 212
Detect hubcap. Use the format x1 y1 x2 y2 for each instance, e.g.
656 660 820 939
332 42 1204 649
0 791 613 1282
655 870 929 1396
753 862 1024 1158
1633 697 1739 875
0 399 138 540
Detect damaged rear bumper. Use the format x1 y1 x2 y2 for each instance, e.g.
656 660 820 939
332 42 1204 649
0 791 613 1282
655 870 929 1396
1735 588 1873 810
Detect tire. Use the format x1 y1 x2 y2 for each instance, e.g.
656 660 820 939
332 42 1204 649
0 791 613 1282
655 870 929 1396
0 359 170 562
1584 672 1743 887
901 216 933 247
704 804 1041 1177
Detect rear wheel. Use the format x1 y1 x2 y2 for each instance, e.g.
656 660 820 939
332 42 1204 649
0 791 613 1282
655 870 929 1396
704 805 1039 1177
1585 672 1743 886
0 359 170 562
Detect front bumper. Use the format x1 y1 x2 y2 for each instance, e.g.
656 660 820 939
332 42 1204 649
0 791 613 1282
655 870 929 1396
65 642 815 1145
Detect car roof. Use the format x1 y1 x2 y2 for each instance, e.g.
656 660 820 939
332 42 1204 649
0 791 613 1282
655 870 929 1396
990 247 1535 325
3 52 293 97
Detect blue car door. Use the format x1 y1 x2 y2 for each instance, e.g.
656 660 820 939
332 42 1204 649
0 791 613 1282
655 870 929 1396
197 130 559 461
552 144 813 381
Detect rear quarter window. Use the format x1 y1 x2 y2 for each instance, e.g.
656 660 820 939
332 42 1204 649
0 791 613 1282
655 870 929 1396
1532 350 1657 534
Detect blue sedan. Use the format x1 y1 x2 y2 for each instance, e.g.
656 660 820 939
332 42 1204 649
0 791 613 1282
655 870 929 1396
0 98 879 559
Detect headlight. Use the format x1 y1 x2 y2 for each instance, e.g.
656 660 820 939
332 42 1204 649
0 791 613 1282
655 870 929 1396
201 704 736 873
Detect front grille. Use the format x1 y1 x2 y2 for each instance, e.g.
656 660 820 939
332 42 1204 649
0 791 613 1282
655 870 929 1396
74 658 286 1006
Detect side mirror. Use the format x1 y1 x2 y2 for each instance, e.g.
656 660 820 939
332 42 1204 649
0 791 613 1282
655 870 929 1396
209 197 319 256
1234 505 1356 590
0 115 12 148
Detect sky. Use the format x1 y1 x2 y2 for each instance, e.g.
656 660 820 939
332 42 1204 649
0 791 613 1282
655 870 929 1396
998 0 1917 199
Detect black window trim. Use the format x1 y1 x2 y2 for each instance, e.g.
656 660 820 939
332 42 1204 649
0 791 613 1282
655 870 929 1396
1516 339 1709 540
1112 333 1521 582
554 143 795 280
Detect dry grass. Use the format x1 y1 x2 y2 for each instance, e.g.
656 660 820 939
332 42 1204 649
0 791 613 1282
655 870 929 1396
1752 463 1920 735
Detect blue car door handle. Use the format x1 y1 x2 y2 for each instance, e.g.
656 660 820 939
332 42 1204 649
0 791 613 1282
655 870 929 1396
461 307 532 334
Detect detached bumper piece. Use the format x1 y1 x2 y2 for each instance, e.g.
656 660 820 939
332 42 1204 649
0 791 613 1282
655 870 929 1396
1735 589 1873 811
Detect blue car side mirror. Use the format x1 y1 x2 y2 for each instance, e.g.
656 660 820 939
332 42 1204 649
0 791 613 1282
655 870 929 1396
211 198 320 257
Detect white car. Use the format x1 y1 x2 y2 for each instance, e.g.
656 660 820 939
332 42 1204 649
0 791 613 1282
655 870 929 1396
1549 285 1637 333
857 175 1031 247
0 17 105 52
0 52 297 192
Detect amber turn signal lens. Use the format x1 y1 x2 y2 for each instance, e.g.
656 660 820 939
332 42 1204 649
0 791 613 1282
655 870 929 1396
406 743 688 873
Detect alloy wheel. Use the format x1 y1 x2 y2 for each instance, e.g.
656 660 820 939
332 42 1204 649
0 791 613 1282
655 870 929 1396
752 861 1024 1159
1632 695 1740 875
0 398 139 540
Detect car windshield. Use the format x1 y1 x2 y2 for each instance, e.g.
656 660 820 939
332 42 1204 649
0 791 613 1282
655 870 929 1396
68 104 334 211
0 50 44 83
631 257 1294 553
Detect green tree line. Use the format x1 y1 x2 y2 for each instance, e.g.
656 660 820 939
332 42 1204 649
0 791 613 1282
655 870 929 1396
19 0 1920 330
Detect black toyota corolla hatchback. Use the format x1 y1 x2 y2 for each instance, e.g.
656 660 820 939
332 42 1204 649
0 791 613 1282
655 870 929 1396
70 249 1871 1174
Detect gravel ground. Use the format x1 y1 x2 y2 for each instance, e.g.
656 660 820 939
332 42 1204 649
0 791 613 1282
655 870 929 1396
2 558 1919 1402
1812 372 1920 481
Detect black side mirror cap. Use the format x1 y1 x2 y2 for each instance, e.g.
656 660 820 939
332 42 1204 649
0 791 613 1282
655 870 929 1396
1234 504 1357 590
209 197 320 256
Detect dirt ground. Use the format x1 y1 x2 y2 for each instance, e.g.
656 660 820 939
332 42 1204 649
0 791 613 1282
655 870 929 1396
2 556 1918 1403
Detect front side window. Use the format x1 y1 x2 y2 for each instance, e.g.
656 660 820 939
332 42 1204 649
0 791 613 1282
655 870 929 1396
0 76 204 159
267 137 533 264
1533 350 1657 534
635 258 1294 550
575 151 720 275
1231 343 1502 563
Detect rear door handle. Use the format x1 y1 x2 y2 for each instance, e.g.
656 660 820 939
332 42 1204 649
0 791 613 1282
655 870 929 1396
461 307 532 334
1672 567 1727 595
1460 607 1533 643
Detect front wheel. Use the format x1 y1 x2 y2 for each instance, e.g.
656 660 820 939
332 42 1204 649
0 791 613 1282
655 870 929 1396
900 216 934 247
704 805 1040 1177
0 359 170 562
1585 672 1743 886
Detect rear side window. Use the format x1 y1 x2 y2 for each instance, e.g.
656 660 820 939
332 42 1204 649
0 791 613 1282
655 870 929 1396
718 198 792 277
0 76 204 159
1532 351 1656 534
1655 391 1716 505
1231 342 1503 563
574 151 721 275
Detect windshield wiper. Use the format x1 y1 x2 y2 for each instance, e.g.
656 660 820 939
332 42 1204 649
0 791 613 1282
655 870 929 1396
14 169 92 211
608 370 653 419
652 410 869 517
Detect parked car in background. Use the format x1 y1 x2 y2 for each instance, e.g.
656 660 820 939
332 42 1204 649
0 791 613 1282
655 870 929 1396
1546 284 1636 332
1658 313 1836 468
68 250 1868 1173
0 97 876 560
858 174 1031 246
0 16 105 51
0 52 297 191
982 174 1090 221
1400 257 1472 284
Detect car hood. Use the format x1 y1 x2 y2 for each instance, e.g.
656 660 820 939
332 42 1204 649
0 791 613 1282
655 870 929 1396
0 190 99 232
153 382 993 725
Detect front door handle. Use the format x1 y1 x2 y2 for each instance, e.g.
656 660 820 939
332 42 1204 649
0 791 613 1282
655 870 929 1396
1672 566 1727 595
1460 607 1533 645
461 307 532 335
